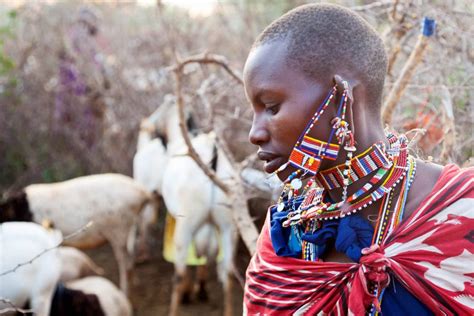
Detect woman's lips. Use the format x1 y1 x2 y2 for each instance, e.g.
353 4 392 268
257 151 286 173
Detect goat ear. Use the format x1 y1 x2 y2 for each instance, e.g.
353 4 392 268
1 191 32 222
0 199 13 222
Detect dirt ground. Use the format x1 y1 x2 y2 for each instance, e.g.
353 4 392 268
85 213 251 316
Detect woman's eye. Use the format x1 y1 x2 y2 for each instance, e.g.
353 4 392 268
265 103 280 115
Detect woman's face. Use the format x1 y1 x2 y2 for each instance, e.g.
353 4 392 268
244 40 335 180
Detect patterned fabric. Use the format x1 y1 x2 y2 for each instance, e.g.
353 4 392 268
244 165 474 315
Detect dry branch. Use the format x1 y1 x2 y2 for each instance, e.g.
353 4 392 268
172 53 259 255
0 297 33 315
174 68 230 194
351 0 391 12
439 86 456 163
383 18 435 125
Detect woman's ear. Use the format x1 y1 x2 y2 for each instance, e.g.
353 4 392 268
333 74 356 137
333 74 354 102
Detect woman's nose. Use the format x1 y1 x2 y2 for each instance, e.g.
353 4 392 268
249 116 270 146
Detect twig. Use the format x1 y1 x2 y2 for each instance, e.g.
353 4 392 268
174 63 230 194
0 222 93 277
405 128 427 150
172 53 243 85
0 297 33 315
439 86 456 163
172 53 243 194
351 0 392 12
172 53 258 254
389 0 400 22
197 74 218 132
383 18 436 125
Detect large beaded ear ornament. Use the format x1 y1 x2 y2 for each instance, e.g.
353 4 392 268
274 80 354 216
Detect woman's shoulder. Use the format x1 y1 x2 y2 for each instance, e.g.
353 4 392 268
403 160 473 221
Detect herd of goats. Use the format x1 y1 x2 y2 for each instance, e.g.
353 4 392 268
0 94 273 316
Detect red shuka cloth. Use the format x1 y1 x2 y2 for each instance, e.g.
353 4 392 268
244 165 474 315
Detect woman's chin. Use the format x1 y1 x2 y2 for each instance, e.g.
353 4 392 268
274 165 296 182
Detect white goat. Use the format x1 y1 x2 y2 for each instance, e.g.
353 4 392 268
58 246 104 282
0 222 62 316
153 98 238 316
0 173 156 295
66 276 133 316
132 116 168 260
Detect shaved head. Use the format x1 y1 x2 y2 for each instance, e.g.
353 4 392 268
253 3 388 108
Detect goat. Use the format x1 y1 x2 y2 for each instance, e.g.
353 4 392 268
50 283 105 316
153 97 238 316
50 276 132 316
0 173 156 295
132 97 198 261
64 276 132 316
0 222 62 316
58 247 104 282
132 117 168 260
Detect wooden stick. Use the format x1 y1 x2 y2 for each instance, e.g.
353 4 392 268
382 18 436 125
174 66 230 194
172 53 259 255
439 86 456 163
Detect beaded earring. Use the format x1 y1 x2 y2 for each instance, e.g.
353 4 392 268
285 86 338 178
331 80 356 204
274 81 354 216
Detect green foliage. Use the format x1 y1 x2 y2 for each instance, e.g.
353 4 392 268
0 9 16 91
0 148 27 189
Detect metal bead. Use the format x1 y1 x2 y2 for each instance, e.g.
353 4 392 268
277 203 285 212
290 178 303 190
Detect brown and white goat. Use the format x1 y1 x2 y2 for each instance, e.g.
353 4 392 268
50 276 132 316
0 173 156 295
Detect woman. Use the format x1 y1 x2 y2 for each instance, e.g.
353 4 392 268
243 3 473 315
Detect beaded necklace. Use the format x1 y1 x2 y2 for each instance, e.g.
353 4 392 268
367 155 416 316
372 156 416 245
281 135 409 227
316 142 391 190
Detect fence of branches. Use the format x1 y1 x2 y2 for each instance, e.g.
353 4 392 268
0 0 472 194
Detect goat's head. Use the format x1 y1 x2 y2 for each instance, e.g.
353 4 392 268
0 190 33 223
150 94 198 143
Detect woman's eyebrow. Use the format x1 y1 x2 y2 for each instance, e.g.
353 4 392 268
254 88 280 102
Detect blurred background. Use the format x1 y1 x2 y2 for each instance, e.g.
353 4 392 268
0 0 472 315
0 0 472 192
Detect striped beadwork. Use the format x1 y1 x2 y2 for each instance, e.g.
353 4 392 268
289 148 322 176
316 143 391 190
300 136 340 161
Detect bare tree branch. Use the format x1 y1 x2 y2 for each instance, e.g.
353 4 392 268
439 86 456 163
172 53 243 85
173 64 230 194
351 0 391 12
172 53 259 254
383 24 435 125
0 297 34 315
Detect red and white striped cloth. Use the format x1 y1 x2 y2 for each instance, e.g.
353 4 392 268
244 165 474 315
